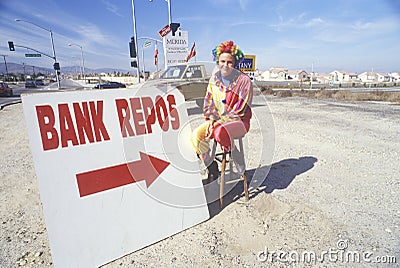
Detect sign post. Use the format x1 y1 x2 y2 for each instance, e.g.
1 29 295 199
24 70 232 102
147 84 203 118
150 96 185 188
22 86 209 267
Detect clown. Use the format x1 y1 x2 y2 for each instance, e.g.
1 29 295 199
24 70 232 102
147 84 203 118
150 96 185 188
191 40 253 180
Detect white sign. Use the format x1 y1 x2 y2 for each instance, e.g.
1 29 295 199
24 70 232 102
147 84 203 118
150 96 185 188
22 86 209 267
163 30 189 67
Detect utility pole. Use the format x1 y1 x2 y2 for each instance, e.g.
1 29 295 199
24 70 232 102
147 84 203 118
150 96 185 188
131 0 141 83
15 19 61 89
1 55 9 81
22 62 26 78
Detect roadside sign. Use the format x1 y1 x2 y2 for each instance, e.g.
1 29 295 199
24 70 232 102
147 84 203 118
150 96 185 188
239 55 256 72
25 53 41 57
158 24 171 38
21 86 209 267
163 30 189 67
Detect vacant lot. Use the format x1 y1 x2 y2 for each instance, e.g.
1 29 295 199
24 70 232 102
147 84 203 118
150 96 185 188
1 94 399 267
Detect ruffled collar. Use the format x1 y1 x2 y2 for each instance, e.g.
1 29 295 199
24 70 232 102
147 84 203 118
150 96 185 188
214 70 240 92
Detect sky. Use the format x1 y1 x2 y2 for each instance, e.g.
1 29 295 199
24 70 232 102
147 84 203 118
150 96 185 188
1 0 399 74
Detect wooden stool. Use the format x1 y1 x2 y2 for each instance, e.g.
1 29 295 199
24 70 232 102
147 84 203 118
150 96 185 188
210 137 249 208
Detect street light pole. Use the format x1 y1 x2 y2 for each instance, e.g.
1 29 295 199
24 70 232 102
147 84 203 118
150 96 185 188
149 0 172 70
1 55 9 81
22 62 26 78
68 43 86 82
131 0 141 83
167 0 172 25
149 0 171 24
142 43 146 80
138 37 163 74
15 18 61 89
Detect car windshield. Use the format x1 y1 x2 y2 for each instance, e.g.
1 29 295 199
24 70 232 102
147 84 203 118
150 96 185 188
160 65 186 79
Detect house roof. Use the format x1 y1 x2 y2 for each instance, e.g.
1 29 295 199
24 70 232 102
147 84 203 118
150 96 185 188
269 67 288 72
288 70 307 75
329 70 357 75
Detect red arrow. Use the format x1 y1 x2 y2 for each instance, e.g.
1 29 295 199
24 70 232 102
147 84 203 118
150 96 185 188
76 152 169 197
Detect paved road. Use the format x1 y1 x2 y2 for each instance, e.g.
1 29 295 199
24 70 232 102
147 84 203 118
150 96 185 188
0 79 89 110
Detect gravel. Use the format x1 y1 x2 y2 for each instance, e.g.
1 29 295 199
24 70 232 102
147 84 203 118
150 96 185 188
1 95 399 267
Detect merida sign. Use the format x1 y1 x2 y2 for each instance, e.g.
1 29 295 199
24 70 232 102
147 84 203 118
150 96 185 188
163 30 189 67
166 39 187 45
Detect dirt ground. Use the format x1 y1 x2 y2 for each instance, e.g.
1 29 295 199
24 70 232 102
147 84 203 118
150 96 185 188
1 94 399 267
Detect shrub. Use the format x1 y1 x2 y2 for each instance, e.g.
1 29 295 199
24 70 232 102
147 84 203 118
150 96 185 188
276 90 293 97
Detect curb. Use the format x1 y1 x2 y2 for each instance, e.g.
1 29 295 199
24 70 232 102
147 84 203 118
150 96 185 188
0 99 22 111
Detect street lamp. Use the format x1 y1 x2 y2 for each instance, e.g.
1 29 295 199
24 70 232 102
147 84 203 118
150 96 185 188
149 0 172 70
15 18 61 89
149 0 172 25
138 37 163 72
68 43 86 82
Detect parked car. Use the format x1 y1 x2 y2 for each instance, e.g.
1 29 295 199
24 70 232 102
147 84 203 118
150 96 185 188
25 80 37 88
143 62 213 100
35 79 45 86
0 82 13 96
93 81 126 89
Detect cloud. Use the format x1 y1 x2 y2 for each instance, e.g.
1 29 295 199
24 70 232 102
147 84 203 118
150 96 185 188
270 12 326 31
316 17 400 44
77 24 114 46
305 18 325 27
230 20 263 28
277 39 303 49
239 0 250 11
102 0 124 17
208 0 250 11
351 17 399 32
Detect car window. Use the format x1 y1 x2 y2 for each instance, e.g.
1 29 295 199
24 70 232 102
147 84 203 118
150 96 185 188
160 65 186 79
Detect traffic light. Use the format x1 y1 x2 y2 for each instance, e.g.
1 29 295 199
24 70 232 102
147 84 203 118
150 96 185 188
170 23 180 36
129 37 137 58
53 62 60 70
8 41 15 51
131 60 137 68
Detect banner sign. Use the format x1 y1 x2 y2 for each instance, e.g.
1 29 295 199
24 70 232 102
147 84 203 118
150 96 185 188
163 30 189 67
22 86 209 267
158 24 172 38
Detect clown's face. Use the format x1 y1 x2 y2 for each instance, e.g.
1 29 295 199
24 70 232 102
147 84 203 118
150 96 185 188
218 53 235 77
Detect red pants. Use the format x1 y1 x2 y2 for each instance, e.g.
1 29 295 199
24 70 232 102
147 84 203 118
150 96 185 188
191 119 249 160
212 120 248 148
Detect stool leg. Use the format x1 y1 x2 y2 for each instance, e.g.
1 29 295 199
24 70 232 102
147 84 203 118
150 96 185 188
238 137 246 171
242 173 249 201
207 140 218 184
229 151 233 181
238 137 249 201
220 153 227 208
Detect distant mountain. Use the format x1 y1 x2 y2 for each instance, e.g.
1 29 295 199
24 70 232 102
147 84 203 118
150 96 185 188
0 62 132 75
0 62 52 75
